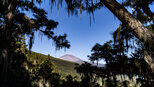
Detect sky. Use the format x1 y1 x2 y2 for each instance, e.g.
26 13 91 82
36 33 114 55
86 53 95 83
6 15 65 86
26 0 153 63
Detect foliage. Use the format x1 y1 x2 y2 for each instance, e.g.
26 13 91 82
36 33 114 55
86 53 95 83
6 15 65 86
0 36 32 87
0 0 70 86
27 52 79 77
122 0 153 22
88 39 154 87
75 62 101 87
0 0 70 50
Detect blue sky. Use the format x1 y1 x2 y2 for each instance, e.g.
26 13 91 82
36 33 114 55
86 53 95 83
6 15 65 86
27 1 153 63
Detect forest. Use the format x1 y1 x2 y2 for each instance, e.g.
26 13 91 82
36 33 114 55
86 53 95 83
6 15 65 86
0 0 154 87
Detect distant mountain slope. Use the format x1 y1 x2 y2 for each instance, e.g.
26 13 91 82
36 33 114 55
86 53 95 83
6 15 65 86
60 54 105 67
27 52 79 77
60 54 84 64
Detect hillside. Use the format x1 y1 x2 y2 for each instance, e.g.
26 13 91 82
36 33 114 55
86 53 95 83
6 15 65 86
27 51 79 77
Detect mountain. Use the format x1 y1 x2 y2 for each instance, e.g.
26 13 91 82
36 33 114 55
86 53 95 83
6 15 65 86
60 54 84 64
59 54 105 67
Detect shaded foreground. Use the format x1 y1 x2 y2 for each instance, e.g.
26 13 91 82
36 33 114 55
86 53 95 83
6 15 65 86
1 51 153 87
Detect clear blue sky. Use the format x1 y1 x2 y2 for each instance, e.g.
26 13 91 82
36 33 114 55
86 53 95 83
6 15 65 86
26 1 153 63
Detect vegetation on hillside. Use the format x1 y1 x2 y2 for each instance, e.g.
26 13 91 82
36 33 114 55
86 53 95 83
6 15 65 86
27 52 79 77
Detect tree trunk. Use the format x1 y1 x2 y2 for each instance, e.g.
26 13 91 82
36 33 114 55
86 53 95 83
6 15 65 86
0 1 16 86
101 0 154 71
0 48 8 87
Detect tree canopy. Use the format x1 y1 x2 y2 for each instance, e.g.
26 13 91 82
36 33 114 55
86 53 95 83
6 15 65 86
0 0 70 86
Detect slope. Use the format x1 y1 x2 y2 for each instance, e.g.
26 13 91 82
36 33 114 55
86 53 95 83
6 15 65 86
27 51 79 77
